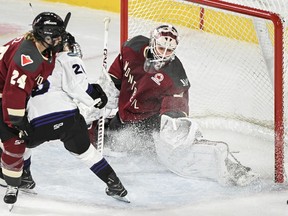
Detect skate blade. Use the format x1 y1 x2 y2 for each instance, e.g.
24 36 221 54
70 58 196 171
111 195 130 203
7 204 14 211
20 188 38 195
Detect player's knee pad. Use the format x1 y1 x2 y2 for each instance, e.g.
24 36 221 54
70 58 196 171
71 144 103 168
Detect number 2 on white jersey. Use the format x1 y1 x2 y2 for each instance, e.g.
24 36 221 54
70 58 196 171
11 70 27 89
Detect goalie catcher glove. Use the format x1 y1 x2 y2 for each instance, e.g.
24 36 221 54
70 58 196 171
160 115 202 149
97 71 120 109
91 84 108 109
103 82 119 109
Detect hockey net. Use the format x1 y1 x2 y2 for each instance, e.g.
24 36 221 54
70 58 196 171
120 0 288 183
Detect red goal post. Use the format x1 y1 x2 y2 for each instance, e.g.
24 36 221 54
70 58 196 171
120 0 287 183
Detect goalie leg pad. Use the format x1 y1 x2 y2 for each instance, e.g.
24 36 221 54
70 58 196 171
155 137 230 184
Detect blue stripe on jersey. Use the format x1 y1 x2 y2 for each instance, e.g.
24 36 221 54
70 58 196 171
90 158 108 174
86 84 93 95
30 109 78 128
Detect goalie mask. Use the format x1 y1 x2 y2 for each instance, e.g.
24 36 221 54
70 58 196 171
32 12 66 51
145 24 179 71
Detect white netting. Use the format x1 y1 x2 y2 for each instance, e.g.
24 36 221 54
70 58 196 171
124 0 288 182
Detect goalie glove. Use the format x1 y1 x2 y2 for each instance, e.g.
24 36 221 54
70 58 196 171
78 102 101 125
160 115 202 149
78 102 113 125
97 70 119 109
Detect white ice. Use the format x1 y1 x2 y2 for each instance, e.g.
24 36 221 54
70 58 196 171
0 0 288 215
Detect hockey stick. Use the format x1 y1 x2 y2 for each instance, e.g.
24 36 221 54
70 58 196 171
63 12 71 30
96 17 111 155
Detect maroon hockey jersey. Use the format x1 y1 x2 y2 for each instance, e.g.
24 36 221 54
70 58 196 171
0 36 56 127
109 35 190 122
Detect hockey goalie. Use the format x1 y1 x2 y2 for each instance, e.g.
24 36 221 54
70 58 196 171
83 24 260 187
154 115 260 186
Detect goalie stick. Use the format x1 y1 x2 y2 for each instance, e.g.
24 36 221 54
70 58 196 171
96 17 111 155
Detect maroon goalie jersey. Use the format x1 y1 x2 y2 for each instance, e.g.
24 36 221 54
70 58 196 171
0 36 56 127
109 35 190 122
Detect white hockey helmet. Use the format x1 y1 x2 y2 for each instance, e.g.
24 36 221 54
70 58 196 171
148 24 179 70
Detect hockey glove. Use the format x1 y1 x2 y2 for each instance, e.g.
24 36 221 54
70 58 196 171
97 72 119 109
13 116 33 141
92 84 108 109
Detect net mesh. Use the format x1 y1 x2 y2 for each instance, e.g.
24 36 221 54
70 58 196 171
124 0 288 182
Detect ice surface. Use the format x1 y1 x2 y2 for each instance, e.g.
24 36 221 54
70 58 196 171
0 0 287 215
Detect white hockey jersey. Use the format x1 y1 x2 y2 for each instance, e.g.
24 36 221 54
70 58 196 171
26 51 99 127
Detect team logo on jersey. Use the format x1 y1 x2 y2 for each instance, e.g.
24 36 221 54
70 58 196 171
180 78 189 86
21 54 33 66
151 73 164 86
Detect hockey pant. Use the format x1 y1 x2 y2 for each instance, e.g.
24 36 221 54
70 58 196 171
28 111 115 183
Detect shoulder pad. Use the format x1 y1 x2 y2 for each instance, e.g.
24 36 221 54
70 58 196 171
162 57 190 88
124 35 149 52
13 40 46 73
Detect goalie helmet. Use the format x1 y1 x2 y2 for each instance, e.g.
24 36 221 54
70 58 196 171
32 12 66 47
146 24 179 70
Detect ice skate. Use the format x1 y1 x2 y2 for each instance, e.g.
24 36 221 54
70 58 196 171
105 173 130 203
19 167 36 190
225 158 260 186
4 185 19 211
0 167 35 190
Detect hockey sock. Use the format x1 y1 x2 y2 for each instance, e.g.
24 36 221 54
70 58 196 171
90 158 115 183
73 144 116 183
23 148 32 170
1 137 25 186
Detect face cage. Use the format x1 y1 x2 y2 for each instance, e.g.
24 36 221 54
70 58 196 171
147 38 176 70
67 42 83 58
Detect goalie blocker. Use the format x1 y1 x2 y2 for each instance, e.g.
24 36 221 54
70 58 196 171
155 115 260 186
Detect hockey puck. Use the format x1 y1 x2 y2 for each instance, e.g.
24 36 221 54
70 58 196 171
287 200 288 205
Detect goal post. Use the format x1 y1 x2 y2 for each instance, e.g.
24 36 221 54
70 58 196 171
120 0 287 183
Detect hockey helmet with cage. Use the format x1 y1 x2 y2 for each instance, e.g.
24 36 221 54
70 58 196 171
147 24 179 70
32 12 66 45
63 32 83 58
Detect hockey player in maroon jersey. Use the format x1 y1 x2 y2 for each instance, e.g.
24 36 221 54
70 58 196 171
100 24 260 187
0 12 68 206
107 24 190 133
